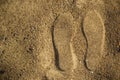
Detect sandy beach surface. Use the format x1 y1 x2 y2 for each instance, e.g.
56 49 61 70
0 0 120 80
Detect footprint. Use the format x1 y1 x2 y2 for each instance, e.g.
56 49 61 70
83 10 105 70
53 13 74 71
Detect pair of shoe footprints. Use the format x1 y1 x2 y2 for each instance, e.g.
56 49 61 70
41 10 105 80
50 10 105 72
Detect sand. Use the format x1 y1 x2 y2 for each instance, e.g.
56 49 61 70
0 0 120 80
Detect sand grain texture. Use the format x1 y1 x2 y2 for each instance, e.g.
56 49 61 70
0 0 120 80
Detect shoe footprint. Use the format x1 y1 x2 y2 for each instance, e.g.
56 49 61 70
83 10 105 70
52 13 74 72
